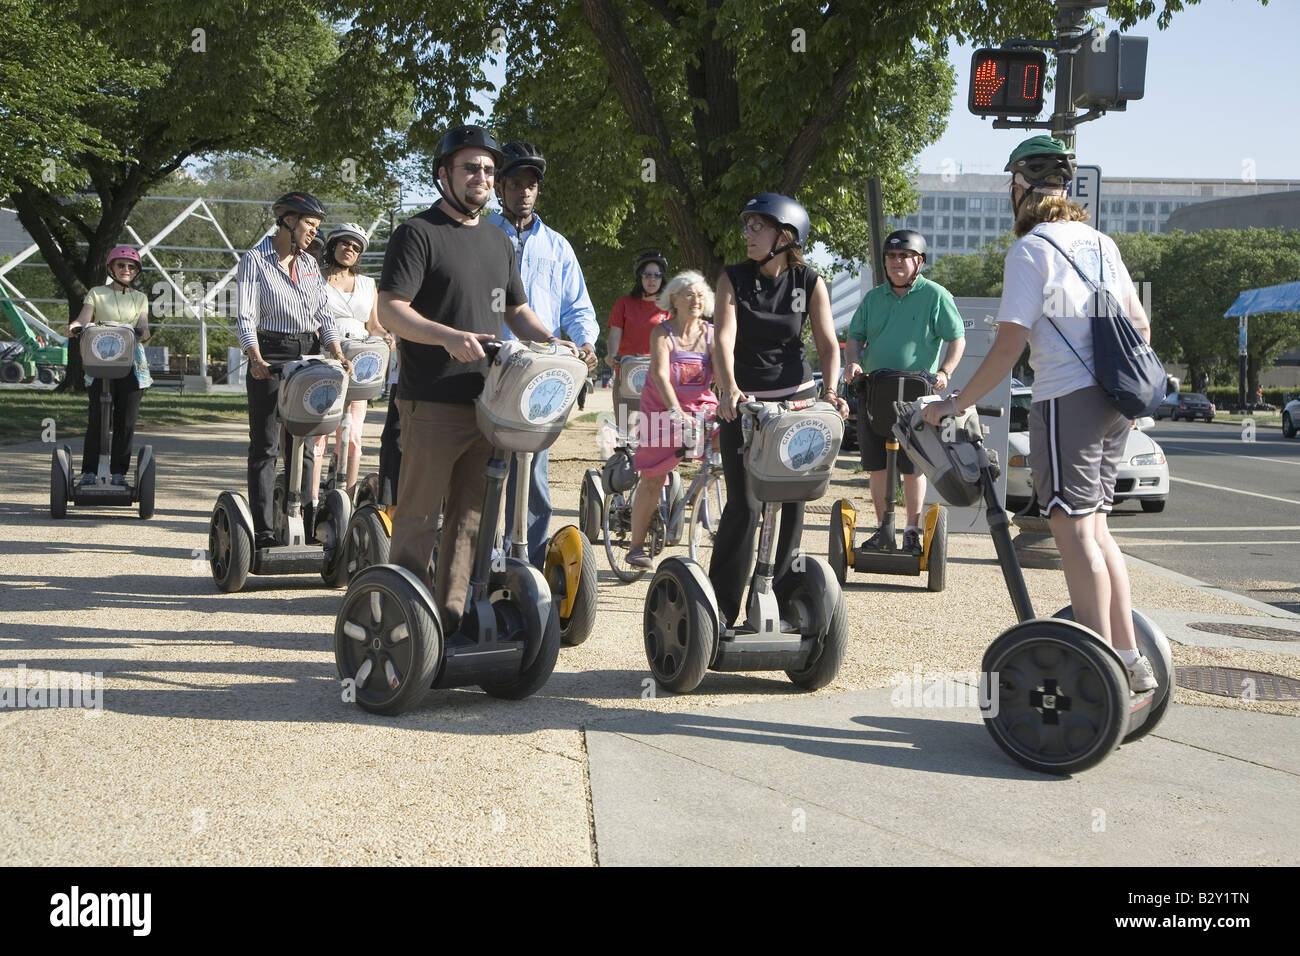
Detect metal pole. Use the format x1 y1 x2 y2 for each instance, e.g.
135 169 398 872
1239 314 1249 409
1051 3 1093 149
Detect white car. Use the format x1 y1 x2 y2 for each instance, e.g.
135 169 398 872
1284 398 1299 439
1004 386 1170 514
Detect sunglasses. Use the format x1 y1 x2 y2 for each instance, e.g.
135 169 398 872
741 218 773 235
459 163 495 177
336 240 363 252
641 272 664 279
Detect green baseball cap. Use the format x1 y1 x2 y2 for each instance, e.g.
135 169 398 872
1005 135 1073 170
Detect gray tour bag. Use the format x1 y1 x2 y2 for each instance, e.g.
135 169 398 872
745 401 844 503
80 325 137 380
276 358 349 438
891 400 998 508
476 340 590 453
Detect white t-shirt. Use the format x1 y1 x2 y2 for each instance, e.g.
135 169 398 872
323 273 376 340
997 221 1141 403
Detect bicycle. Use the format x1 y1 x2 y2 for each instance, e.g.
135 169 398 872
602 413 726 583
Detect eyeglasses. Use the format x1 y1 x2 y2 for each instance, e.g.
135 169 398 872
741 218 773 235
641 272 664 279
884 251 918 261
459 163 495 177
112 262 141 271
678 289 707 300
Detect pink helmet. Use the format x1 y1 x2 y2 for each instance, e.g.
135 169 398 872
107 245 141 268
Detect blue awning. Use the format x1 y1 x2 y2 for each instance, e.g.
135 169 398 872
1224 280 1300 317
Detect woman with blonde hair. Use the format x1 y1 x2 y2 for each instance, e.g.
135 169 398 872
921 135 1158 692
624 270 718 569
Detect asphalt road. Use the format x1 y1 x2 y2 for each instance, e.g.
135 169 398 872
1107 419 1300 613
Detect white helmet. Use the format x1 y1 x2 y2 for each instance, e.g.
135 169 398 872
326 223 369 256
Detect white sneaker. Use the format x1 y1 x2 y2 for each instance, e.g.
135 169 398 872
1127 656 1158 693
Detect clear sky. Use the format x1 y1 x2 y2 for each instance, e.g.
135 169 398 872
917 0 1294 181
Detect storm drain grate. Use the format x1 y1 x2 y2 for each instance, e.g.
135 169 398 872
1174 666 1300 701
1187 622 1300 642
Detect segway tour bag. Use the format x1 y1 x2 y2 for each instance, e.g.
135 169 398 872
617 355 651 401
341 336 390 402
80 326 138 380
864 368 933 438
277 358 349 438
745 401 844 503
476 340 589 453
892 400 997 508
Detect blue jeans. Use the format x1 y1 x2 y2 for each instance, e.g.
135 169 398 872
503 447 552 570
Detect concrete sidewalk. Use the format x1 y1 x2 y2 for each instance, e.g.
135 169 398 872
1 388 1297 865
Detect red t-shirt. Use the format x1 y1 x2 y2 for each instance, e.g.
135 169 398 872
609 295 669 356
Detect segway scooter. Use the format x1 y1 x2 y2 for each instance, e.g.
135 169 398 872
50 325 156 520
504 449 599 646
892 399 1174 775
208 357 353 592
828 369 948 591
311 335 392 587
334 340 588 715
643 398 849 693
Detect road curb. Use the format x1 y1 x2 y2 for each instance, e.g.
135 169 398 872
1124 553 1300 620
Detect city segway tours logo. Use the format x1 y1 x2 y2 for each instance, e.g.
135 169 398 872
91 331 126 362
779 419 832 472
520 368 576 424
303 381 343 417
350 351 384 385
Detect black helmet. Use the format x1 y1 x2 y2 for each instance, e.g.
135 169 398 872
633 250 668 277
272 191 326 222
434 125 504 173
884 229 927 262
499 141 546 181
739 193 810 246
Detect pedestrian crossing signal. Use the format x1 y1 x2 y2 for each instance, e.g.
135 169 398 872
968 49 1047 117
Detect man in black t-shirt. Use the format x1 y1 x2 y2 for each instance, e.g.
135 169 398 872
377 125 574 626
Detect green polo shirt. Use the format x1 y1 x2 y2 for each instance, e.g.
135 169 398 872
847 274 964 373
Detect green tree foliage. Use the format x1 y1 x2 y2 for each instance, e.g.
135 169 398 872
1148 228 1300 394
4 0 411 334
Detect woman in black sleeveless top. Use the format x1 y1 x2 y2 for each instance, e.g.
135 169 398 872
710 193 848 626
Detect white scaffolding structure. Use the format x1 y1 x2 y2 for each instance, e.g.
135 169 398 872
1 197 388 383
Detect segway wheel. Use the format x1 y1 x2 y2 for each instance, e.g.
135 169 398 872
209 494 251 593
547 526 598 647
688 472 726 568
335 565 442 715
603 491 647 583
780 559 849 690
49 448 69 519
579 469 603 544
137 448 156 520
644 561 715 694
1052 607 1174 743
982 619 1130 775
343 505 390 580
827 499 850 586
479 577 561 700
664 471 685 544
319 489 353 587
924 505 947 593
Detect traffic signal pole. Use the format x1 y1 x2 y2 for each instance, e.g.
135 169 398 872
1049 2 1098 150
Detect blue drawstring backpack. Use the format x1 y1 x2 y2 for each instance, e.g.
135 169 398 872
1036 232 1165 419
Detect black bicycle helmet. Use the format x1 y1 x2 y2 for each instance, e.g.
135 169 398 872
739 193 810 246
884 229 927 262
434 125 504 173
499 141 546 181
272 191 326 222
633 250 668 277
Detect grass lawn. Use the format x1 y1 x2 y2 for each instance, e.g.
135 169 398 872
0 389 252 444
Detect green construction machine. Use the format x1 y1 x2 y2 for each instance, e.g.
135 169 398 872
1 298 68 385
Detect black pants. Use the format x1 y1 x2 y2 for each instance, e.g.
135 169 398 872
707 412 806 628
378 398 402 506
246 333 319 536
83 375 143 476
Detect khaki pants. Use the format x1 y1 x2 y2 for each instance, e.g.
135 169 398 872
391 400 493 624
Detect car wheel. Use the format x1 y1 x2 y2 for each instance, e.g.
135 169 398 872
1283 412 1296 439
1140 498 1165 513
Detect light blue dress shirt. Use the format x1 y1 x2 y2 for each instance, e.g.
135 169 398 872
487 211 598 348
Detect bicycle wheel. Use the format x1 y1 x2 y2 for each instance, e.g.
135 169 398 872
602 486 648 583
688 471 727 567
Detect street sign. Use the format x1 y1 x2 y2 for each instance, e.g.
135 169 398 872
1069 165 1101 220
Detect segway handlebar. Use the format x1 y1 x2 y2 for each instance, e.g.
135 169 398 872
974 405 1004 418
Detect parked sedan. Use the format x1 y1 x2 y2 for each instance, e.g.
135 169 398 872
1155 392 1216 422
1004 387 1170 513
1283 398 1298 439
